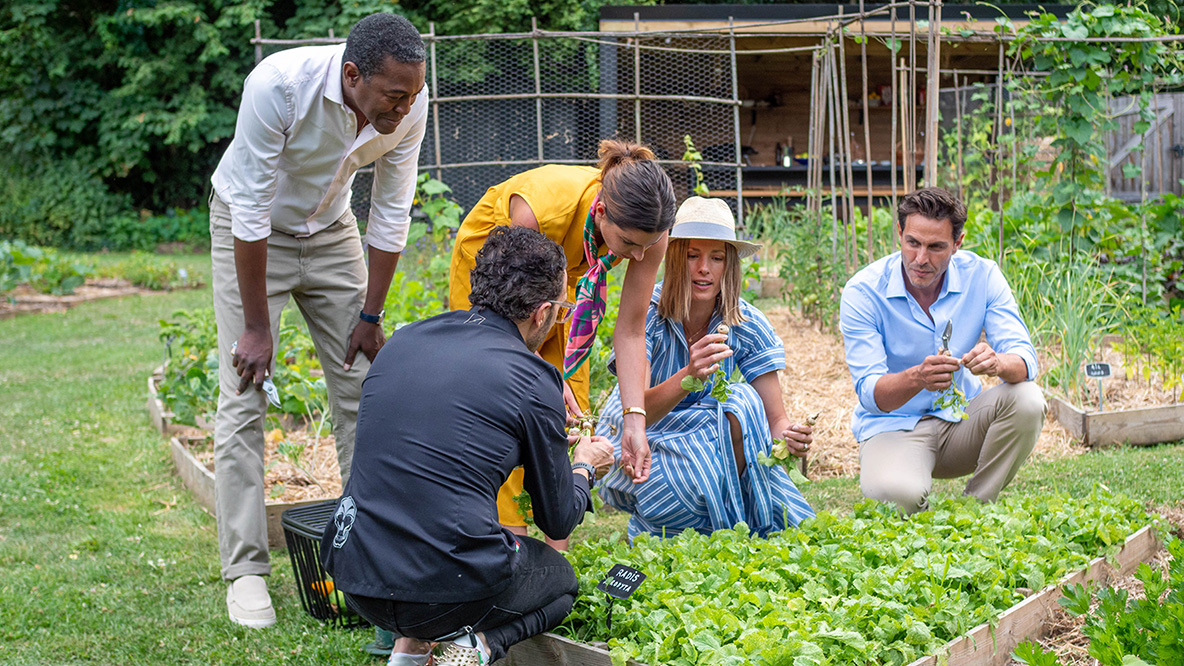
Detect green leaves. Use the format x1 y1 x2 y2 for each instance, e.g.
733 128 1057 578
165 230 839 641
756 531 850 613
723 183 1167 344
560 488 1152 665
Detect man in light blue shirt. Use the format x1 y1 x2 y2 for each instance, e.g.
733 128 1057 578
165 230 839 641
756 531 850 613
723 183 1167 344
839 188 1046 514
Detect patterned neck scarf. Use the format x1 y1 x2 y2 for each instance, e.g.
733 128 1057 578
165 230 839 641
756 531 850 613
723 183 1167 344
563 195 617 379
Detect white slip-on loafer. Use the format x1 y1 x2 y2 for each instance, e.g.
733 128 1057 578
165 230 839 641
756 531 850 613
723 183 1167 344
226 574 277 628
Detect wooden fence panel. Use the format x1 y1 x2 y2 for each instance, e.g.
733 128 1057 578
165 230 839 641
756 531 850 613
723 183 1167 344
1107 93 1182 200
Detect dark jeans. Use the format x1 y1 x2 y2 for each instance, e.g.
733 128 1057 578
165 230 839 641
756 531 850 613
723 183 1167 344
345 536 578 662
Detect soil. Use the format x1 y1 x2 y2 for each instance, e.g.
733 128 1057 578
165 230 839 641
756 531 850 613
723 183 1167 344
0 278 146 319
176 306 1178 499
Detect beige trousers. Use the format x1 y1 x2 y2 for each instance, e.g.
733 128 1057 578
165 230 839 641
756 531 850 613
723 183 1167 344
858 381 1047 514
209 193 370 580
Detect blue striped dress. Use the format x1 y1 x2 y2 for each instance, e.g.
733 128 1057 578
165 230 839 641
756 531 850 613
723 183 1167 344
596 284 815 541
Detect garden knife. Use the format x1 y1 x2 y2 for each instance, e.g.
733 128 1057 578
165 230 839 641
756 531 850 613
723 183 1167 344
939 320 953 355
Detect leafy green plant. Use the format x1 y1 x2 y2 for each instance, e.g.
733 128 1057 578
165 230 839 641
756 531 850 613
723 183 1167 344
1047 538 1184 666
1118 305 1184 401
588 271 623 399
933 382 969 420
558 487 1153 666
157 308 220 426
682 135 709 197
1012 3 1183 247
97 252 198 291
768 202 849 330
18 247 93 296
0 239 42 295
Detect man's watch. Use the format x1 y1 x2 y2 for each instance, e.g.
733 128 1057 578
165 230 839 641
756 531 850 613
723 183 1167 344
571 462 596 490
359 309 384 325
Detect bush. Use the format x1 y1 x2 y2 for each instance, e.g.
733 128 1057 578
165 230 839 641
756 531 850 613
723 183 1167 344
0 159 132 250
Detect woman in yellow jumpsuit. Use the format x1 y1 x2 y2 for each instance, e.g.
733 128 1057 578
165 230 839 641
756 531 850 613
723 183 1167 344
449 139 676 544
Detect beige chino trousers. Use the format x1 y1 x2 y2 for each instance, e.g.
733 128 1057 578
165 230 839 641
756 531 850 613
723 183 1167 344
859 381 1047 514
209 193 370 580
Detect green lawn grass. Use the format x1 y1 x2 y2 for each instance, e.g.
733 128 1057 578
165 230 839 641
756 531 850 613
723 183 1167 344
1 256 1180 664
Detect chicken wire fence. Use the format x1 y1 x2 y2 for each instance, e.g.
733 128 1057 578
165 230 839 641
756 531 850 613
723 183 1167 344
255 28 744 224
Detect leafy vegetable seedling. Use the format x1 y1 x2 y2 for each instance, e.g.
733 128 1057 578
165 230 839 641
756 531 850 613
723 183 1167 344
680 325 734 402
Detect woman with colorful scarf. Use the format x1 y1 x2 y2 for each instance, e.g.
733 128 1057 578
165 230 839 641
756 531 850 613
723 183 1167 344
449 139 676 542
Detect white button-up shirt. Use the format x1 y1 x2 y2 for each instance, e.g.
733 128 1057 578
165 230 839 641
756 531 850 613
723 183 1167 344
211 44 427 253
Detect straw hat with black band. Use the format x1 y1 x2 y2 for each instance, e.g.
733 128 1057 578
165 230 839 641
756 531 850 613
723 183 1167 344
669 196 762 258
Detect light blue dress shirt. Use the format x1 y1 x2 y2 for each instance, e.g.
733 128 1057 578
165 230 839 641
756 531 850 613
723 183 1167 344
839 250 1039 442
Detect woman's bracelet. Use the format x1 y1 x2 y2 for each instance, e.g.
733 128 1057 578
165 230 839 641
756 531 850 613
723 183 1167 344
622 406 647 417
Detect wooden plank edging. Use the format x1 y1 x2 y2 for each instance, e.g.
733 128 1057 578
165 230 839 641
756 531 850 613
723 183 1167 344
501 526 1159 666
1048 394 1184 447
168 435 323 550
905 524 1159 666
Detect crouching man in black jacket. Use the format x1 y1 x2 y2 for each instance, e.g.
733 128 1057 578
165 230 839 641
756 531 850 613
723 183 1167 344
321 226 613 666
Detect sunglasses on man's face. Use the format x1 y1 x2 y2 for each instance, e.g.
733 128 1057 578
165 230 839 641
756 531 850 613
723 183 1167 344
548 300 576 323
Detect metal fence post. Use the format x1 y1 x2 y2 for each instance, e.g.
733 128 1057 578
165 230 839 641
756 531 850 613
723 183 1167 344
429 22 442 181
532 17 544 166
729 17 743 224
633 13 642 144
254 20 263 65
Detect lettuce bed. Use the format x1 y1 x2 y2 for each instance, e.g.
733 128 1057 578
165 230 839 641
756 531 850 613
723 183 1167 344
559 488 1154 666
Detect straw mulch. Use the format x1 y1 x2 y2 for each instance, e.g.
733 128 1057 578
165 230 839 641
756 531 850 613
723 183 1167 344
212 309 1177 499
188 428 343 504
766 305 1090 480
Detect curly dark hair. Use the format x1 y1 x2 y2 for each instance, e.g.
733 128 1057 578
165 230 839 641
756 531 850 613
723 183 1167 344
469 226 566 322
343 13 425 79
898 187 968 239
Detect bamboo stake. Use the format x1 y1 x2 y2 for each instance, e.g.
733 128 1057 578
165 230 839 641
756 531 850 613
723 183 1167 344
995 40 1005 263
924 0 942 187
860 0 874 263
908 0 917 193
1010 70 1018 197
1141 127 1149 305
1154 86 1164 196
837 9 858 270
814 49 829 226
807 51 820 213
826 44 841 262
901 60 912 193
954 73 964 202
890 8 899 227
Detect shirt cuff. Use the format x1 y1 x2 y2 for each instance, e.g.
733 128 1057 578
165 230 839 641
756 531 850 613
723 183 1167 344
227 202 272 243
1014 350 1039 382
363 213 410 253
857 373 888 414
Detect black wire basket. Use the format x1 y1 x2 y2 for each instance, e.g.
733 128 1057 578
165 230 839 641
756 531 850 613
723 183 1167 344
282 500 368 629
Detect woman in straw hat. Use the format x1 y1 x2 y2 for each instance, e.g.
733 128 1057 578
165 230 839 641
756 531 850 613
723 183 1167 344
596 196 815 540
449 138 676 543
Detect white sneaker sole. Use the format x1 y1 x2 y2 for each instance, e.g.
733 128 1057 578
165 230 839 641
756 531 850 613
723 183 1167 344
227 607 277 629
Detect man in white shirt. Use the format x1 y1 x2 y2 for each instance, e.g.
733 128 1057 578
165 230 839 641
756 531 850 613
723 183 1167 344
207 13 427 628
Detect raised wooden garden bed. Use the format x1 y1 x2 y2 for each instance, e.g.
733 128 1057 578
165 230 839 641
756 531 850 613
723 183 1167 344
499 526 1160 666
170 435 324 549
150 368 336 549
1048 396 1184 448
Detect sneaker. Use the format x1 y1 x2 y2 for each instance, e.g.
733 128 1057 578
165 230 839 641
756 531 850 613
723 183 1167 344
226 575 276 628
431 634 489 666
386 652 430 666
